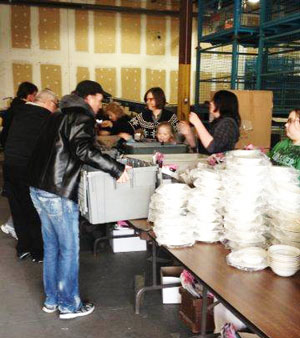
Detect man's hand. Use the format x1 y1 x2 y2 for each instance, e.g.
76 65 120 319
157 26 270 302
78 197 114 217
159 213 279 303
116 169 130 183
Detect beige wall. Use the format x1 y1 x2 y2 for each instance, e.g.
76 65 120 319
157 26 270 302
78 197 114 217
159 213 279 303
0 1 201 109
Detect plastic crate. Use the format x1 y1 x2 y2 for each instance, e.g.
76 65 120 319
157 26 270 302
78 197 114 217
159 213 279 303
123 142 188 154
179 287 215 334
79 158 157 224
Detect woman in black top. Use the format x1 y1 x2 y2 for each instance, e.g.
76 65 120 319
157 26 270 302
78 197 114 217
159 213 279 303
181 90 241 154
100 102 135 139
129 87 179 139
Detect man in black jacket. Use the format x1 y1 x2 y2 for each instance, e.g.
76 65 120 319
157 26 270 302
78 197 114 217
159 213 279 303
3 89 58 263
28 81 128 319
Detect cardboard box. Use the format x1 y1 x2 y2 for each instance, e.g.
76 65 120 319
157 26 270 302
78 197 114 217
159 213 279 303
160 266 184 304
241 13 260 27
110 228 147 253
211 90 273 149
179 287 214 334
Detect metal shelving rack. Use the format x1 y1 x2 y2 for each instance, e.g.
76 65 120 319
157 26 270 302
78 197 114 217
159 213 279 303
256 0 300 116
195 0 260 113
195 0 300 117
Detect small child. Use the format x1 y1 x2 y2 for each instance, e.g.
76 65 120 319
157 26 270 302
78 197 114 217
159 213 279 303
156 122 176 144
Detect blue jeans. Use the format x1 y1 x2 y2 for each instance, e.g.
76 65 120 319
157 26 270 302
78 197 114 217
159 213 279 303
30 187 81 313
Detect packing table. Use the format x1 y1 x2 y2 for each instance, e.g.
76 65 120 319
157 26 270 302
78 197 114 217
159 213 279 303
129 219 300 338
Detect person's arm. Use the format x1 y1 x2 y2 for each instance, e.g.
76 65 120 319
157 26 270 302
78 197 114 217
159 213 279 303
206 118 239 154
169 113 180 132
189 112 213 148
69 112 125 179
129 114 141 131
178 121 197 149
0 108 14 148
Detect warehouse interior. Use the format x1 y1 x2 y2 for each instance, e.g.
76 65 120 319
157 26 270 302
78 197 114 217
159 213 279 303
0 0 299 337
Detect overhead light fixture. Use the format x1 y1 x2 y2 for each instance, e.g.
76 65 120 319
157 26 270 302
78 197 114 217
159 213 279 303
247 0 260 4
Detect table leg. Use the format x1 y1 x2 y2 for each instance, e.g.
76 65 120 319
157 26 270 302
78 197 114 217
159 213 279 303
189 286 220 338
135 239 180 314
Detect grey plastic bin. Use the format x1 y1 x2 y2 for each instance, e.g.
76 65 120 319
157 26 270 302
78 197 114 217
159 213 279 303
124 142 188 154
79 159 157 224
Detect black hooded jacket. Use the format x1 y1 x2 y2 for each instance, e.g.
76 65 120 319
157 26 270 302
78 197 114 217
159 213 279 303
0 97 26 148
4 102 51 167
28 94 125 202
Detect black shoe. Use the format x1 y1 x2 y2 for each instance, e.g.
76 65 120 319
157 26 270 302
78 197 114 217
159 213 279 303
18 252 31 260
32 255 43 263
59 303 95 319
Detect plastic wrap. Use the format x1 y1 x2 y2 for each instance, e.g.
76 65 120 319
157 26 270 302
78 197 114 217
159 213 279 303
226 247 268 271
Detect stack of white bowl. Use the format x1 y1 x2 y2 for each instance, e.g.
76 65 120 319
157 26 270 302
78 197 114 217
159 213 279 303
187 168 223 242
148 184 195 247
222 150 271 250
266 166 300 249
268 244 300 277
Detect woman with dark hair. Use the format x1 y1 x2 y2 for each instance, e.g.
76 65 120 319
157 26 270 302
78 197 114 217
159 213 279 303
180 90 241 154
130 87 179 139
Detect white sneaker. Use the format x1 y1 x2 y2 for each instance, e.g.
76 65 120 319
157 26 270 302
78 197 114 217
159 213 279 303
1 223 17 240
42 304 58 313
1 224 9 235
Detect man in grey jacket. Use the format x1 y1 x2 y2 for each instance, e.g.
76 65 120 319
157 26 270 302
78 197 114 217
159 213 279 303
28 81 128 319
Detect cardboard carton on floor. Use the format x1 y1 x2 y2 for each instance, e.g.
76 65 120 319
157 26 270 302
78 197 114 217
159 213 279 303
161 266 184 304
110 227 147 253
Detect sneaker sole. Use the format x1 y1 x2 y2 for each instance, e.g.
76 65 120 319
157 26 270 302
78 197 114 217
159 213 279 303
42 306 58 313
1 225 9 235
59 307 95 319
18 252 31 260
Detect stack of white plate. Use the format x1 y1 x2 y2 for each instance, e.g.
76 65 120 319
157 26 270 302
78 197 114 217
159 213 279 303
148 183 195 248
154 214 195 248
222 150 271 250
148 183 190 223
187 168 223 242
268 244 300 277
226 247 268 271
178 160 209 185
266 166 300 249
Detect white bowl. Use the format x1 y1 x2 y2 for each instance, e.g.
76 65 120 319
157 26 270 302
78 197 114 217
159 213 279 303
270 265 299 277
268 244 300 258
227 149 262 158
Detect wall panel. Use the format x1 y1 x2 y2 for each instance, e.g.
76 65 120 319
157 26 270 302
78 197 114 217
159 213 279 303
39 7 60 50
95 67 116 97
40 64 62 97
121 68 141 101
146 16 166 55
75 10 89 52
77 66 90 83
146 69 166 92
13 63 32 94
11 6 31 48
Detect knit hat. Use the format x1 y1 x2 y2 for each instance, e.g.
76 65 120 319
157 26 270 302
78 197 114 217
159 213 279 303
75 80 111 98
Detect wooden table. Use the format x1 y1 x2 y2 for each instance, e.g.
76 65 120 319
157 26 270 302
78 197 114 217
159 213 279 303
130 219 300 338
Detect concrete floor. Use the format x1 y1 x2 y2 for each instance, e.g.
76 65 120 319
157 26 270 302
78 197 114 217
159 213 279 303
0 157 192 338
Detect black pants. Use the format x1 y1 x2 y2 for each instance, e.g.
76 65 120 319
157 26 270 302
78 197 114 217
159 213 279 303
3 164 43 258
